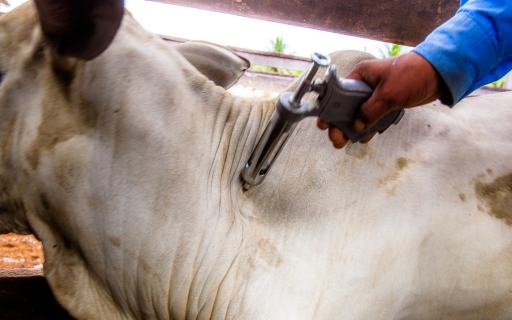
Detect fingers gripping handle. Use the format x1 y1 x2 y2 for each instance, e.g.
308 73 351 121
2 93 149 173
333 108 405 143
241 53 405 190
315 66 404 142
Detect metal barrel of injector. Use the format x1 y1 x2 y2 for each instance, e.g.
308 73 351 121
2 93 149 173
241 53 331 191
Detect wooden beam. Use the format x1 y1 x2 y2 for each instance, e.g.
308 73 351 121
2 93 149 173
161 35 312 70
150 0 459 46
236 70 295 92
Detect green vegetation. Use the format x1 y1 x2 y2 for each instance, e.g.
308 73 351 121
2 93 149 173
378 43 404 59
268 37 289 54
489 76 506 88
249 36 303 76
249 64 302 76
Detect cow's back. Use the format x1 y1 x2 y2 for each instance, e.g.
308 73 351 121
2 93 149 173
238 92 512 319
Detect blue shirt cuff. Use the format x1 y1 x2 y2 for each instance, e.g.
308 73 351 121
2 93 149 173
413 9 499 106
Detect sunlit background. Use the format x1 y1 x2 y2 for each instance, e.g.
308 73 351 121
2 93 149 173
0 0 399 58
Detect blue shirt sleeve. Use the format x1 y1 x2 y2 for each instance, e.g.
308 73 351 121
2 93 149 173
412 0 512 106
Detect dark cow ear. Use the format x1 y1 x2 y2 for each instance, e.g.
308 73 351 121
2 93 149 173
34 0 124 60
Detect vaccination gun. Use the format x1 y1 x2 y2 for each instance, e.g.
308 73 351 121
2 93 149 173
241 53 405 191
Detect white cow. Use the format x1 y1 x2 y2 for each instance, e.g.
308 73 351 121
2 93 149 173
1 1 512 319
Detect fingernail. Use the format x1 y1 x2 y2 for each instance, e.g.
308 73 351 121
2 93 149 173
354 119 365 132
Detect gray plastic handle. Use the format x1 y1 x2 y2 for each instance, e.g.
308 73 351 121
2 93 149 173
241 62 405 190
312 67 404 142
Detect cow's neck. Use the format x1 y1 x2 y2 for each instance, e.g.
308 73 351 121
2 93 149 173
202 88 276 196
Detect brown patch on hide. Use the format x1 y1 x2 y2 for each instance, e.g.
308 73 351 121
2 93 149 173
25 82 98 170
378 157 411 195
459 193 466 202
7 4 98 171
249 239 282 270
258 240 282 268
475 173 512 226
439 128 450 137
109 237 121 247
396 157 408 170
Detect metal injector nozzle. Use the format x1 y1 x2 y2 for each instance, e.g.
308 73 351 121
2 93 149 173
241 53 331 191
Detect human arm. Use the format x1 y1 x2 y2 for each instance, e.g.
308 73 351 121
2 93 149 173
319 0 512 148
317 52 445 148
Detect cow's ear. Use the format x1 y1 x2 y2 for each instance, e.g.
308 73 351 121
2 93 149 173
174 41 250 89
34 0 124 60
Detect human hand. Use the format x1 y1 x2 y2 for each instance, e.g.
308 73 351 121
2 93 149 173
317 52 446 148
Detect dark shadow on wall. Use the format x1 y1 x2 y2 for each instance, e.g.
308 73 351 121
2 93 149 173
0 269 75 320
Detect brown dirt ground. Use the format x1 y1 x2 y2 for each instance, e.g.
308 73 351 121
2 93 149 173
0 233 44 269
